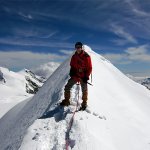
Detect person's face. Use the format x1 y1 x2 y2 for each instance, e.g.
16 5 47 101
75 45 82 54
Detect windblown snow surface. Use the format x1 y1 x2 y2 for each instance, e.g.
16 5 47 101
0 67 32 118
0 45 150 150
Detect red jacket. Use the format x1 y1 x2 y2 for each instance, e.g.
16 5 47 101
69 50 92 82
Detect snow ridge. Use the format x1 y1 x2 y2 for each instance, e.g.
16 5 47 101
0 59 70 149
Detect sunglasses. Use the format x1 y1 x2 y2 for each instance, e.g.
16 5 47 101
75 46 82 49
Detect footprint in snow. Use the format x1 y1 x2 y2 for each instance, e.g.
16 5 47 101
32 133 40 141
85 107 106 120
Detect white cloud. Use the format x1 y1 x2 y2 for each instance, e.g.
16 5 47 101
33 62 60 78
125 45 150 62
103 53 131 64
125 45 147 55
103 44 150 64
0 51 67 71
111 39 129 46
59 50 74 55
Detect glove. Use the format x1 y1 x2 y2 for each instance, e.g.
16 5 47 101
82 76 89 83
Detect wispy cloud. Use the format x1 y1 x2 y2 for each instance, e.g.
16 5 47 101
0 37 73 49
11 25 59 39
2 0 150 41
110 24 138 45
126 0 150 17
132 8 149 17
1 6 11 13
120 0 150 40
18 12 33 20
39 31 58 39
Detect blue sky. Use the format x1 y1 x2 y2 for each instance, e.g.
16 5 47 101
0 0 150 76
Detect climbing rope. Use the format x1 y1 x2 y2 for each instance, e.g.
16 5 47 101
65 83 80 150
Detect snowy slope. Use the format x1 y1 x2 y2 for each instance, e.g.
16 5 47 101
0 67 45 118
0 46 150 150
0 59 70 150
0 67 31 118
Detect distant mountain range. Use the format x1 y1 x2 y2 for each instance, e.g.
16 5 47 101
0 67 45 95
0 62 60 96
127 74 150 90
0 62 60 118
21 69 46 94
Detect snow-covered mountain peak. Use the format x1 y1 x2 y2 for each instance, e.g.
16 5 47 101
0 68 5 83
83 45 110 63
128 74 150 90
0 46 150 150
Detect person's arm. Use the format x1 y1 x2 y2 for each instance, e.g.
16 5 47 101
82 56 92 83
69 56 77 77
86 56 92 77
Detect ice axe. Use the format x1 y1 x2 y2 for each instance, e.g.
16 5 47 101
87 82 93 86
79 78 93 86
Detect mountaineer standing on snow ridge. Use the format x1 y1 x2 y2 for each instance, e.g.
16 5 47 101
60 42 92 110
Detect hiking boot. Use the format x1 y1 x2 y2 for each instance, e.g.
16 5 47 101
60 91 70 106
79 103 87 111
79 91 88 110
60 99 70 106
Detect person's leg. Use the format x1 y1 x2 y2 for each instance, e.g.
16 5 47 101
60 78 77 106
80 80 88 110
